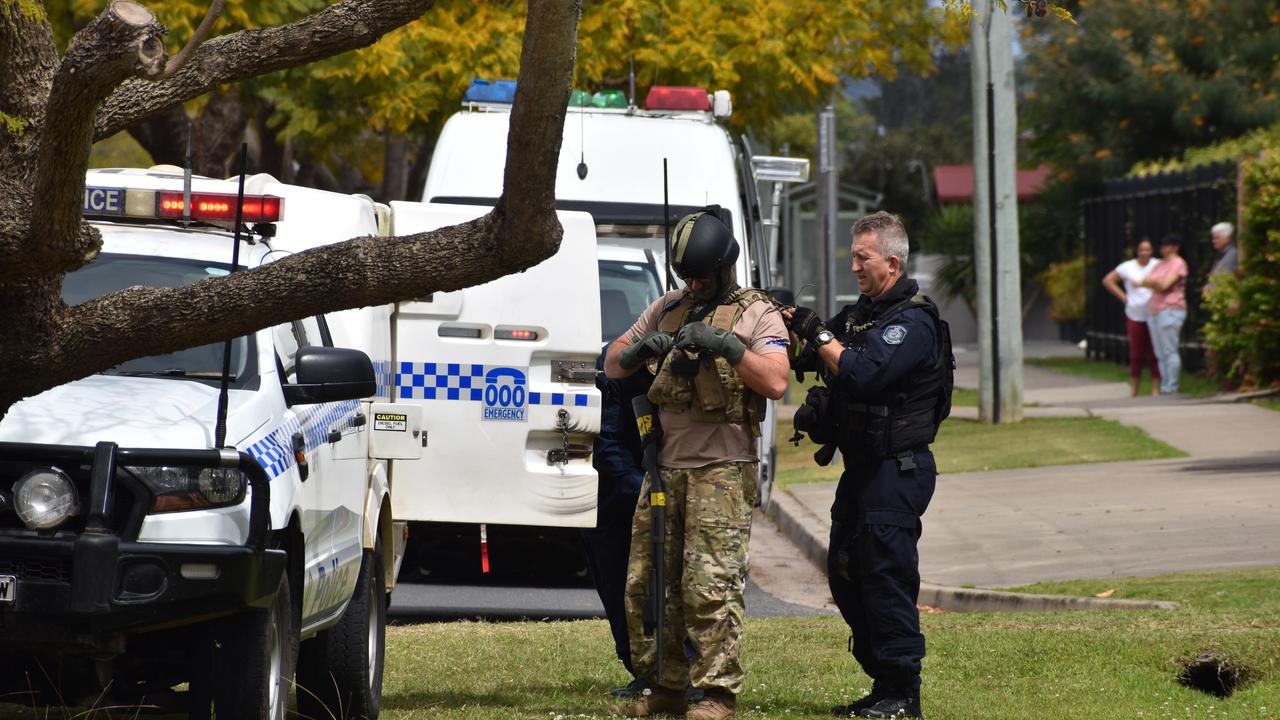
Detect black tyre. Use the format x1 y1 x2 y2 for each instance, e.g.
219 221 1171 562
195 570 298 720
296 541 386 720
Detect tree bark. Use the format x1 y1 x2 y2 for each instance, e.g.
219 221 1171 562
93 0 436 143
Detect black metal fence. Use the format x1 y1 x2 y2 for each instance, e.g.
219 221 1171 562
1081 161 1238 371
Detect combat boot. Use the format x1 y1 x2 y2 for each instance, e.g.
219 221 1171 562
830 684 883 717
856 687 922 719
611 686 687 717
685 688 735 720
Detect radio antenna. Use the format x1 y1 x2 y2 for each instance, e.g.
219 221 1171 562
663 158 674 290
214 142 248 450
628 57 636 108
182 122 193 225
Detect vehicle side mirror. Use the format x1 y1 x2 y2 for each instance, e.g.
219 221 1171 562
767 286 795 307
282 346 376 407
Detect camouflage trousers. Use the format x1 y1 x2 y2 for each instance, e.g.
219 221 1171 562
624 461 757 694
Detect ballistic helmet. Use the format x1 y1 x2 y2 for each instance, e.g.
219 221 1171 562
670 207 739 280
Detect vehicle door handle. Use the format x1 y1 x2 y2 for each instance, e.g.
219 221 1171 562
328 429 342 444
350 412 367 428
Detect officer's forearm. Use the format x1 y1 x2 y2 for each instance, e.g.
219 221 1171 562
735 351 789 399
817 342 843 375
605 338 637 378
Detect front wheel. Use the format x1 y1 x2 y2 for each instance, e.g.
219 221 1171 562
296 541 386 719
193 570 297 720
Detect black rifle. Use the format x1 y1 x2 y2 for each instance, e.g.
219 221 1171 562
631 394 666 679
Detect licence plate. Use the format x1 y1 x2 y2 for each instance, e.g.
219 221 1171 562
0 575 13 603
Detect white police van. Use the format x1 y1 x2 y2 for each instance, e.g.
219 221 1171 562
408 80 805 558
0 168 412 719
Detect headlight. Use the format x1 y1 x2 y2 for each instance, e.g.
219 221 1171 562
129 466 247 512
13 467 79 529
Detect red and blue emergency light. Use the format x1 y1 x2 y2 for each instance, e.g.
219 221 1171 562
157 191 282 223
644 86 711 112
464 78 518 104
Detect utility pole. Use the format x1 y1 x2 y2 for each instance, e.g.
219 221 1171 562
816 105 838 319
970 0 1024 423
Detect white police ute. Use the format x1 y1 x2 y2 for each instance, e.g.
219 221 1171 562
0 167 411 720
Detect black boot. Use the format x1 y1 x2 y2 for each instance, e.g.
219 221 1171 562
830 685 882 717
608 677 648 700
856 688 922 719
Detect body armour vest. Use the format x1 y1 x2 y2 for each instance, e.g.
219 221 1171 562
835 294 954 458
646 287 769 435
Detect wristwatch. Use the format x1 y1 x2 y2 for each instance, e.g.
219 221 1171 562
813 329 836 347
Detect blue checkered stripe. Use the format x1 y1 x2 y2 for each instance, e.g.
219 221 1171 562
396 362 598 407
372 358 395 400
245 399 361 478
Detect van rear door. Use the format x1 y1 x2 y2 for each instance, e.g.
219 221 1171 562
386 203 602 528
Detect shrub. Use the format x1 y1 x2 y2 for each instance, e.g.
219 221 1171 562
1202 148 1280 389
1040 255 1090 322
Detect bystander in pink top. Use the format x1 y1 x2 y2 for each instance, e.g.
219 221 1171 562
1146 255 1187 313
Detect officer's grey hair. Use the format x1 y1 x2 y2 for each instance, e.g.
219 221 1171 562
1211 221 1234 239
852 211 909 266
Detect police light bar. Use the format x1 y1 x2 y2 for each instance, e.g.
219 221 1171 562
82 186 284 224
644 86 711 112
464 78 517 104
157 191 282 223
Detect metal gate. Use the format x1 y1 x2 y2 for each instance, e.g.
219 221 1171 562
1081 161 1237 370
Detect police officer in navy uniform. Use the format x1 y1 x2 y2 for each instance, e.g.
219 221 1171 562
783 211 953 720
582 348 651 699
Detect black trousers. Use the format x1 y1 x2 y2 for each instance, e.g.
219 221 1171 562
828 451 936 690
582 488 641 676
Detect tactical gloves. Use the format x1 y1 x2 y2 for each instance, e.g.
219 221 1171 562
618 331 674 370
674 322 747 366
788 306 827 346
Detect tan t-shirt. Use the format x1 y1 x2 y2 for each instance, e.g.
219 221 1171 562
626 288 789 468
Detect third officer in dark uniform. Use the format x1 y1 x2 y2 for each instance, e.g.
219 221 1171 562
783 211 953 720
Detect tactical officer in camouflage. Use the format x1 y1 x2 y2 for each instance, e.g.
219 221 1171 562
784 211 954 720
604 207 790 720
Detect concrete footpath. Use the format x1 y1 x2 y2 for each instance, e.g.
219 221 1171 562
767 341 1280 612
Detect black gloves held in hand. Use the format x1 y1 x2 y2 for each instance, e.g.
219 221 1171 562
618 331 674 370
788 306 827 345
674 322 747 366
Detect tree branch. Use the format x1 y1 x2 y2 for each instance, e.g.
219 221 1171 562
492 0 580 270
24 1 168 279
94 0 435 142
161 0 225 79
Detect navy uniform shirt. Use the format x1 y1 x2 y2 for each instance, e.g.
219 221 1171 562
592 349 648 511
823 276 937 400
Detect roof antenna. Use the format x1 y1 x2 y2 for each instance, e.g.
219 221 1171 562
576 93 588 180
182 121 193 226
663 157 674 290
628 56 636 108
214 142 248 450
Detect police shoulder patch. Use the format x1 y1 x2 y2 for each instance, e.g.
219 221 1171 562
882 325 908 345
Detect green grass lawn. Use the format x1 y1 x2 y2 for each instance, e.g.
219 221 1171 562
775 415 1184 487
1027 356 1222 397
1256 398 1280 412
369 568 1280 719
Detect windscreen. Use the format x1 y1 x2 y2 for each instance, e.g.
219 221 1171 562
63 253 256 387
599 259 662 343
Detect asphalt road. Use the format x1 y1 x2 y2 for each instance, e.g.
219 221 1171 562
389 510 836 623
